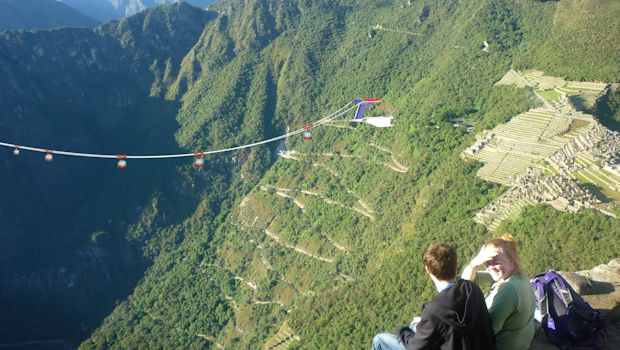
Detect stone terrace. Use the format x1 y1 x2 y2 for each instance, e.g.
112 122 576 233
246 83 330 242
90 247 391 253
464 107 593 185
464 70 618 231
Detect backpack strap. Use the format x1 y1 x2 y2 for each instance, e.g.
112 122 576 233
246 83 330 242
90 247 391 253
531 273 549 319
552 277 573 307
556 275 572 303
531 270 571 321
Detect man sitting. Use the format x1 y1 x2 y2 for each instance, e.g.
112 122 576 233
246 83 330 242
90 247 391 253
372 242 496 350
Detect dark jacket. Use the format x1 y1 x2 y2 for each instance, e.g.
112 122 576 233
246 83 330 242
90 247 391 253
395 279 496 350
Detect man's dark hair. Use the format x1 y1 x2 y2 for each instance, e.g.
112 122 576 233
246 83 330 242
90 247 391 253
423 243 458 280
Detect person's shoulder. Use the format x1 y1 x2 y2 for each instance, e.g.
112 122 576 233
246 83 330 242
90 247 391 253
496 277 519 301
505 274 529 290
456 278 484 294
457 278 477 286
507 273 535 296
435 280 485 304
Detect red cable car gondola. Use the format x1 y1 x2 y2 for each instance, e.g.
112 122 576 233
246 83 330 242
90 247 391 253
45 150 53 162
194 152 204 167
117 155 127 168
13 146 19 155
303 124 313 140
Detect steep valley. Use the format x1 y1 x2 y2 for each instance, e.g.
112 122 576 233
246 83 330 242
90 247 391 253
0 0 618 349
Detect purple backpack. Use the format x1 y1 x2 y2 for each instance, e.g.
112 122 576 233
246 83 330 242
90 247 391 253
531 271 607 349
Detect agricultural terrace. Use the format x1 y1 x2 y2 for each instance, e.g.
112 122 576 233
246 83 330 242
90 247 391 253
464 70 618 230
264 322 300 350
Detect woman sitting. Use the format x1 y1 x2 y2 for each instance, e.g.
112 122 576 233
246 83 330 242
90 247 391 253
462 234 536 350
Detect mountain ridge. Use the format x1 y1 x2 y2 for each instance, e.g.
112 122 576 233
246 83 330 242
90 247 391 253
0 0 99 31
0 0 617 348
58 0 217 23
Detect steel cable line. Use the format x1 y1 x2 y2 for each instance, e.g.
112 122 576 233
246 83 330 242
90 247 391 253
1 100 363 160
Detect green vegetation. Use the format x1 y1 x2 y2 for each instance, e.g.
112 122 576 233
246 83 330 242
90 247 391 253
535 89 562 102
591 86 620 132
501 205 620 272
513 0 620 82
538 161 558 176
0 0 617 349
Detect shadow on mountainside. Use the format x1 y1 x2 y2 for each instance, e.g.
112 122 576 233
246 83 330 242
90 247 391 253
0 94 195 346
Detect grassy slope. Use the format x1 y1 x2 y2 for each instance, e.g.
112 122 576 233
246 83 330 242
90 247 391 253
514 0 620 81
81 0 619 349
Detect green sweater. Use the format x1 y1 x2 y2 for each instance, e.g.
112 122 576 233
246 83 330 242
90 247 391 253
479 273 536 350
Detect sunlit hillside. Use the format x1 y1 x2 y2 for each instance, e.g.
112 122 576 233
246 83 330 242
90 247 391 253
0 0 617 349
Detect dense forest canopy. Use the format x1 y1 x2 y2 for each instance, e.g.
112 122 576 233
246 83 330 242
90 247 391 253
0 0 617 349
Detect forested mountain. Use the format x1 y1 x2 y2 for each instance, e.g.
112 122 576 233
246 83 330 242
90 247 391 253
59 0 216 22
0 0 99 31
0 0 618 349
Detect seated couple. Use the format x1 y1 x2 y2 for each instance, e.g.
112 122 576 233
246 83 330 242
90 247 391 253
373 235 535 350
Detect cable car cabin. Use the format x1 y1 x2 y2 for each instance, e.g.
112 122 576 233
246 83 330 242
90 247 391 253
13 147 19 155
195 158 204 167
45 152 53 162
116 155 127 168
303 131 312 139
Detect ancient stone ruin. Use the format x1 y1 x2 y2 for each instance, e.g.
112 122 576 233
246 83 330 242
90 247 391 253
464 70 619 230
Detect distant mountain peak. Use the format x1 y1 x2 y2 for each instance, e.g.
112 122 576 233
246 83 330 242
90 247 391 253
0 0 100 31
58 0 217 23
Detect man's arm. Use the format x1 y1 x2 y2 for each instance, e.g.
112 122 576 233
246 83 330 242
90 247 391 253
395 325 416 347
396 310 440 350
